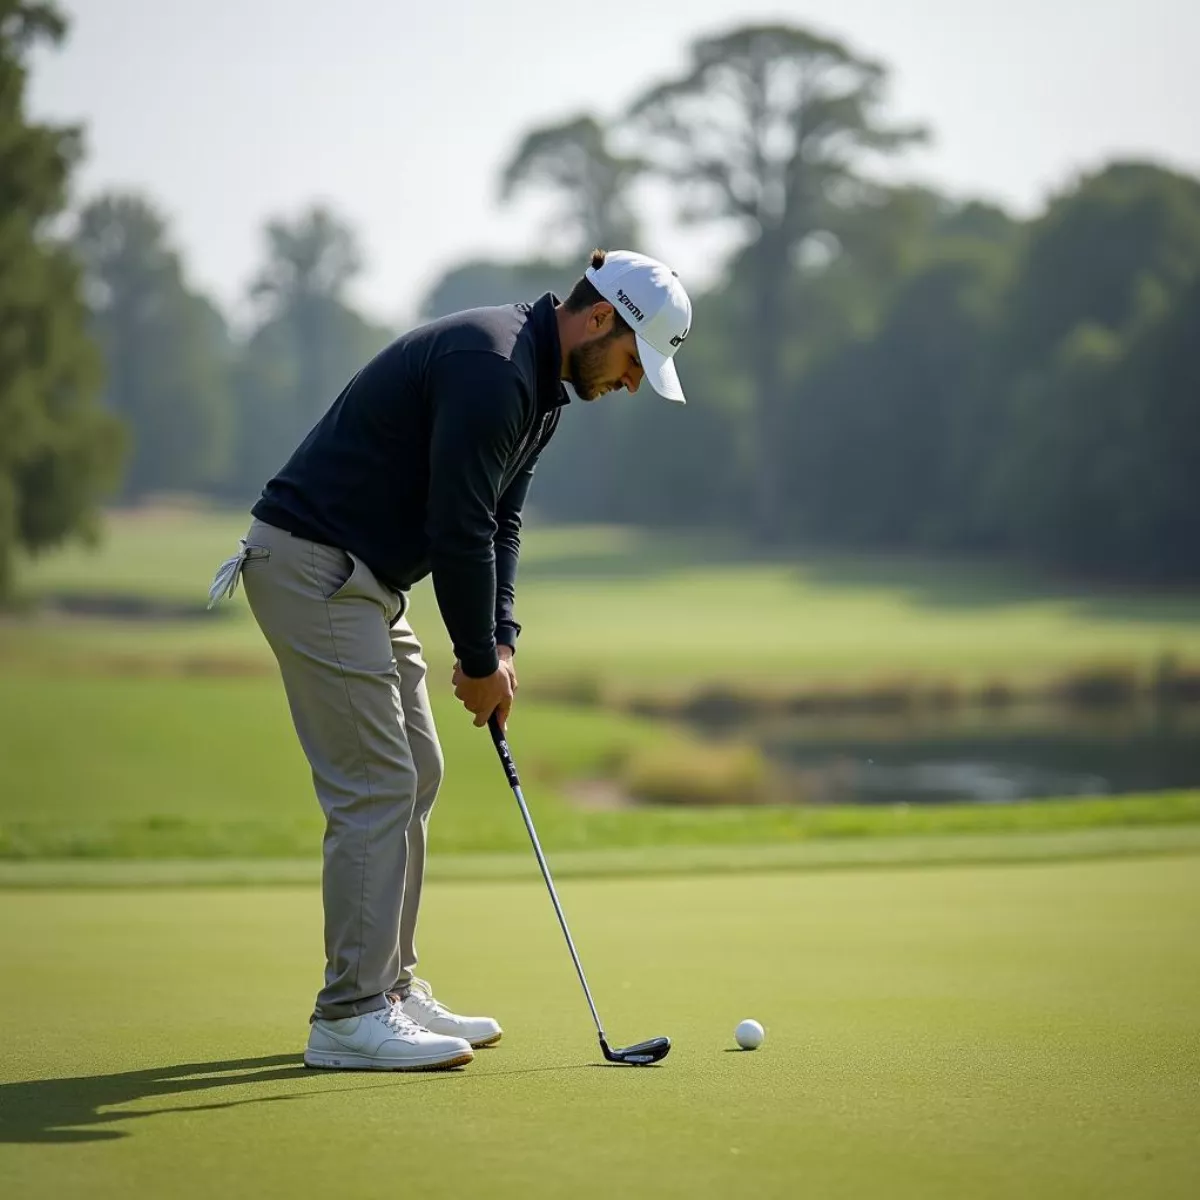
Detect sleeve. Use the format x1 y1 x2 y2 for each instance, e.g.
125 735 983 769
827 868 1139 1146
425 351 527 678
493 452 539 651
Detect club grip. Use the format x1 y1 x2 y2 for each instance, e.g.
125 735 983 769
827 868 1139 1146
488 712 521 789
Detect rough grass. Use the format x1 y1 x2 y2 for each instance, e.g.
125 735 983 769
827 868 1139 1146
621 737 772 805
2 675 1199 861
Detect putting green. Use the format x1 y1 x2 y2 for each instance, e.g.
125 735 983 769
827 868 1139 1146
2 857 1198 1198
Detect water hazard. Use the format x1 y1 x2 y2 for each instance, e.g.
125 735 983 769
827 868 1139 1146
724 707 1200 805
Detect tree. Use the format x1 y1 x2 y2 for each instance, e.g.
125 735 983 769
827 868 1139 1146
0 2 124 599
980 161 1200 567
73 192 233 499
829 186 1019 301
994 279 1200 581
1002 162 1200 369
626 23 927 540
247 205 381 428
228 205 391 498
419 258 572 320
787 243 1007 547
1115 275 1200 578
992 325 1134 572
499 115 644 257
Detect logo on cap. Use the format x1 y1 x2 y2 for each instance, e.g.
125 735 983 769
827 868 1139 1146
669 327 690 348
616 288 645 323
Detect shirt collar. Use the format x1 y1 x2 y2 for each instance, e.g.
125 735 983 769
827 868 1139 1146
529 292 571 412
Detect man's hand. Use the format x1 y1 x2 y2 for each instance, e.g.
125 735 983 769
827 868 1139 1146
453 646 517 728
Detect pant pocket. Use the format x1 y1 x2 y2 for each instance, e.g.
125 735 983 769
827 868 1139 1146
308 543 363 603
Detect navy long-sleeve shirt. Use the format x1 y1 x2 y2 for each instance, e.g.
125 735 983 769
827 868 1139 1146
251 292 568 678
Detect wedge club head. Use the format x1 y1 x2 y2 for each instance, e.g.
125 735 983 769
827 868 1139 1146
599 1035 672 1066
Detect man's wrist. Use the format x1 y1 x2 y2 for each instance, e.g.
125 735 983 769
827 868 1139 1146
459 648 500 678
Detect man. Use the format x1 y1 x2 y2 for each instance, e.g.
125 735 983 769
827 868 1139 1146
207 249 693 1071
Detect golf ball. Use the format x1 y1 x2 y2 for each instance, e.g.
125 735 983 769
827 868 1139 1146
735 1019 764 1050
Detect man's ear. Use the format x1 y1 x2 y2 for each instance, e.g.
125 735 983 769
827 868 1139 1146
588 301 616 335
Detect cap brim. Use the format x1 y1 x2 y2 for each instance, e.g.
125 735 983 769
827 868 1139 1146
637 336 686 404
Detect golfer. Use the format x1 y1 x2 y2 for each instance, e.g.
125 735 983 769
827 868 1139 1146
207 250 693 1070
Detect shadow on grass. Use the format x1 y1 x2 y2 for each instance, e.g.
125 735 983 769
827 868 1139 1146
0 1054 617 1144
0 1052 465 1144
585 1062 666 1070
796 555 1200 622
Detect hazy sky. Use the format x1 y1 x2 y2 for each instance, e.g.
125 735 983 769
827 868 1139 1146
28 0 1198 324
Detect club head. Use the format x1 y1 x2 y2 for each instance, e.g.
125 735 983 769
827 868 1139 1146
599 1035 671 1066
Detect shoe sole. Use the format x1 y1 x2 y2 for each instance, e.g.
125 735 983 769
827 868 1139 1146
303 1049 474 1072
469 1031 503 1048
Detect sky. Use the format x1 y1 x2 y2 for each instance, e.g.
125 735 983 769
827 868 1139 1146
27 0 1200 326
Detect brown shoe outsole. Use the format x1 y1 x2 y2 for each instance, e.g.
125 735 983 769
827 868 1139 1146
303 1051 474 1072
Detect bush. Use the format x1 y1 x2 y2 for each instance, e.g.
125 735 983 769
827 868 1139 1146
621 739 771 806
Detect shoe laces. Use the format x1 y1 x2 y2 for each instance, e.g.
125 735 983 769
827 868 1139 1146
380 1001 426 1035
406 978 451 1017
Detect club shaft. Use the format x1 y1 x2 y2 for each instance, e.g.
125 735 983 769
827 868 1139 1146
509 780 606 1039
488 716 605 1040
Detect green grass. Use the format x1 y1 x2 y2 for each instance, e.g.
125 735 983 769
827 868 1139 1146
13 501 255 603
10 505 1200 689
2 674 1200 860
4 826 1200 888
4 505 1200 863
2 856 1198 1198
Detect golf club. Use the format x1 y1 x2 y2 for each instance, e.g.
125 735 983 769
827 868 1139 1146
487 713 671 1066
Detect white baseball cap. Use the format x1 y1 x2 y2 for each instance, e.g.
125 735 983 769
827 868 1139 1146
584 250 693 403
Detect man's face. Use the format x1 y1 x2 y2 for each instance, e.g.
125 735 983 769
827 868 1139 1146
567 314 646 401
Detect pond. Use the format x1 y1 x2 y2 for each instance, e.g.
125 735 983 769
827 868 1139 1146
714 707 1200 805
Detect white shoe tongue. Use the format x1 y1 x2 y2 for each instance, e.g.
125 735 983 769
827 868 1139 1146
407 981 450 1015
414 998 450 1018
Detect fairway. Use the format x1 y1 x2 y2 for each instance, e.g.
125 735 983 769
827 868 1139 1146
10 509 1200 690
3 856 1198 1199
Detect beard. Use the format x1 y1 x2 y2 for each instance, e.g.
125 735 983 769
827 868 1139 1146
567 333 623 401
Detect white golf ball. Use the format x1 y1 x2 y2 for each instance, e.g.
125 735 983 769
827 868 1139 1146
735 1018 765 1050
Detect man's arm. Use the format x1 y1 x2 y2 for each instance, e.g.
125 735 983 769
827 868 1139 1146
425 351 527 679
493 455 538 653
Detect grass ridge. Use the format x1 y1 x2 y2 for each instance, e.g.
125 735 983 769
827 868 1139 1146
3 824 1199 889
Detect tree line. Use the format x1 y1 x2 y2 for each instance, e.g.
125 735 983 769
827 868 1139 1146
3 8 1199 600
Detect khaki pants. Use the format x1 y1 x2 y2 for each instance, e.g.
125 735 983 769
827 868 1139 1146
213 517 443 1021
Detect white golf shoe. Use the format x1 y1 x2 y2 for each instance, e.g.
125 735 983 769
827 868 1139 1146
304 999 474 1071
395 978 503 1048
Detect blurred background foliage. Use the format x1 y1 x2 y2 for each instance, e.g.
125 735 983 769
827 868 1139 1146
3 7 1200 603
